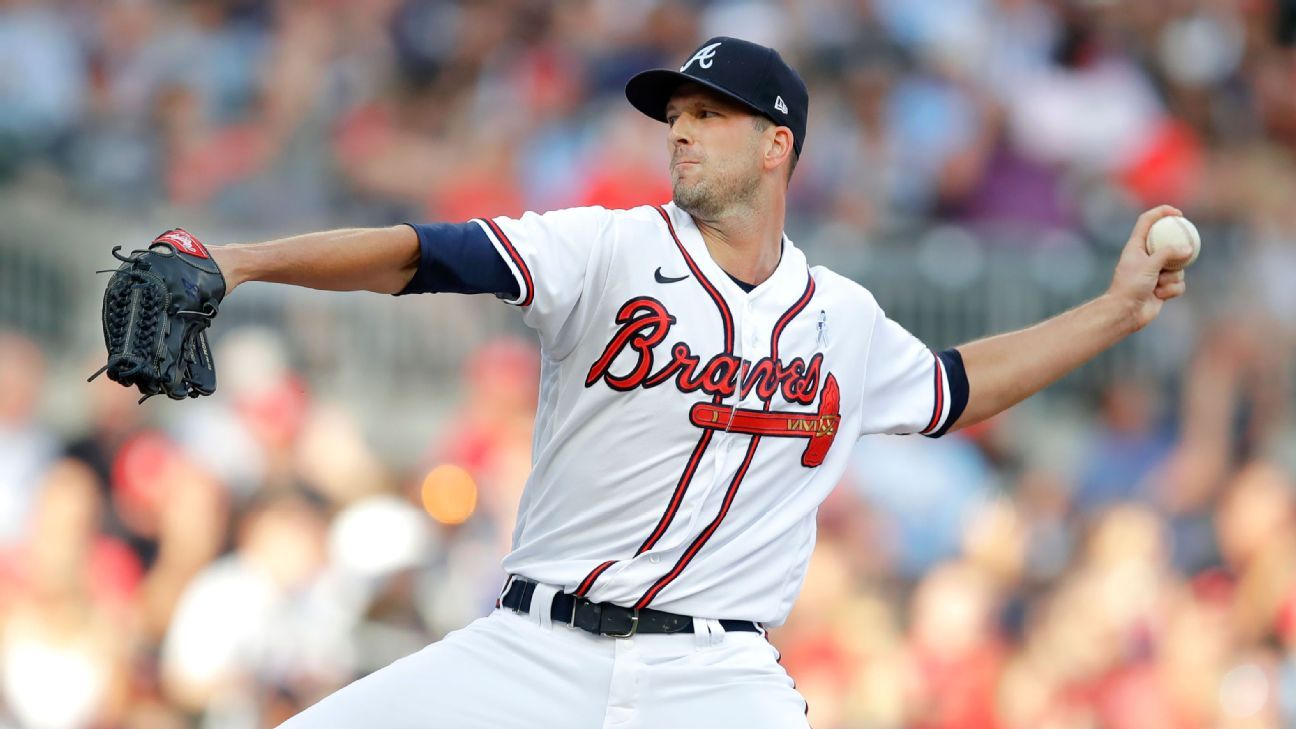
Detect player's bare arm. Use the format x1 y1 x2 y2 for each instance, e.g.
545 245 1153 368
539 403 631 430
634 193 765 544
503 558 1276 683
948 205 1194 431
91 225 435 399
210 225 420 295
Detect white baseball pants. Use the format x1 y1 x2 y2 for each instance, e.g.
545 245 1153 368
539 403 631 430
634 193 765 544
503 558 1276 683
278 584 810 729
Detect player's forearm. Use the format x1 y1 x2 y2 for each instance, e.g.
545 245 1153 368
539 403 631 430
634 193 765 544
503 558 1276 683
209 225 419 295
951 293 1140 430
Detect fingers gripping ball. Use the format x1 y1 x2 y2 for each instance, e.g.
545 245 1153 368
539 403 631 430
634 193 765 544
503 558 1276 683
1145 215 1201 271
90 229 226 403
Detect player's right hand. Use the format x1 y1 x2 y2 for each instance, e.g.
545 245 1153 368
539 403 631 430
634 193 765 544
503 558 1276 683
1106 205 1190 332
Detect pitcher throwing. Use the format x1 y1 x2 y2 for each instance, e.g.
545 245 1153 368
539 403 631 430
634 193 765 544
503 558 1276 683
94 36 1192 729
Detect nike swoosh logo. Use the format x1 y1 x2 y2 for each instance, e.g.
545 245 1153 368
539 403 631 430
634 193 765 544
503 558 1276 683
654 267 689 284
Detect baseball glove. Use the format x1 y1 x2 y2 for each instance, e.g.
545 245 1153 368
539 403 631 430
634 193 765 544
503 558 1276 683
89 229 226 402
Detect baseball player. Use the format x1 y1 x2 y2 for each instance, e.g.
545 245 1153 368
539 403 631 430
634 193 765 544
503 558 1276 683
98 36 1192 728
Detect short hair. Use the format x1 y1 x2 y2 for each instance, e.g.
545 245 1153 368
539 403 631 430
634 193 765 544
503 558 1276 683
752 116 799 180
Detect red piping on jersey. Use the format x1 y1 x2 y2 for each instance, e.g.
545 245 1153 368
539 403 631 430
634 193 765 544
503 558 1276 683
771 278 816 370
574 560 616 597
634 429 715 555
635 275 816 610
573 205 736 596
632 206 736 554
920 353 945 435
482 217 535 308
649 206 734 351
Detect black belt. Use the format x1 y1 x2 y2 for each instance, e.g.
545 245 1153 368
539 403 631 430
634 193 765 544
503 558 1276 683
499 577 761 638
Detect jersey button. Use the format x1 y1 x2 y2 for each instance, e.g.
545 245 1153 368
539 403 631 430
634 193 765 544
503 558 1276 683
649 555 661 564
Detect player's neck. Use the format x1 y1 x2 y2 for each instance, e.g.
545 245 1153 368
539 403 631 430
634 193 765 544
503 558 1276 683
690 196 785 287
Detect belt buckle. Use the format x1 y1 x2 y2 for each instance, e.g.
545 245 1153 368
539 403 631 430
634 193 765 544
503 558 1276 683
603 608 639 639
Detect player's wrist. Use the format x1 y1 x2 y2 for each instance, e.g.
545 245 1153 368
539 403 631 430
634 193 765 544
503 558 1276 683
1096 290 1145 336
206 245 245 294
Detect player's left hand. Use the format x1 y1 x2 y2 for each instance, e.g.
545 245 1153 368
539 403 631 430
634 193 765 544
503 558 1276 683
89 229 226 402
1106 205 1190 331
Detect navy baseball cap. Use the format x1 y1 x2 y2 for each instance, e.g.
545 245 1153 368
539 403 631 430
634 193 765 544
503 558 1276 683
626 36 809 156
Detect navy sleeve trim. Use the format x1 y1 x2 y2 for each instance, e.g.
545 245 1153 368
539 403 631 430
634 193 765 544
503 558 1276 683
925 348 969 438
394 222 521 299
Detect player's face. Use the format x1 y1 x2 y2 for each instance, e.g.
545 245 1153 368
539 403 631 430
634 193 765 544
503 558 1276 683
664 85 766 219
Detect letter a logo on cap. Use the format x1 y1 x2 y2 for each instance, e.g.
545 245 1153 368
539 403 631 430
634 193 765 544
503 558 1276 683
681 42 722 72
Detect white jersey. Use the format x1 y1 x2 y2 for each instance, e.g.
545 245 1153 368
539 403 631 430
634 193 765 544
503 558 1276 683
475 202 958 626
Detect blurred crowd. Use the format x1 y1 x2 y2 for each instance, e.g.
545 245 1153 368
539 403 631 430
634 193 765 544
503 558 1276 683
3 0 1296 728
1 0 1295 246
0 328 543 728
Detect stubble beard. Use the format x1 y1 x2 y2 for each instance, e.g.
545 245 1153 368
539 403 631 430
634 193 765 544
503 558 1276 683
672 163 760 221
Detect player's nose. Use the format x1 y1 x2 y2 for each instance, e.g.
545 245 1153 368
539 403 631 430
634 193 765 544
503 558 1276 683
668 115 694 147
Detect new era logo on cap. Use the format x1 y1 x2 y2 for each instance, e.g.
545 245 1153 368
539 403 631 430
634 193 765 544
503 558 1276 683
624 36 810 156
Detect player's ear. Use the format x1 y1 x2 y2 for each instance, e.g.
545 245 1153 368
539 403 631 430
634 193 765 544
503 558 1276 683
763 127 793 174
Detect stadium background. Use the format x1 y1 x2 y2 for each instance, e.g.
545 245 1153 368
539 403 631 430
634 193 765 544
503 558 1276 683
2 0 1296 727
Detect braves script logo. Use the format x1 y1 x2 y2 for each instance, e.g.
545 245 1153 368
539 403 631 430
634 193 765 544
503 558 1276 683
586 297 840 466
680 42 722 72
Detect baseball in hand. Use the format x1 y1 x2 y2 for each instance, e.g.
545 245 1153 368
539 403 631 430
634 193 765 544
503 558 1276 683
1145 215 1201 270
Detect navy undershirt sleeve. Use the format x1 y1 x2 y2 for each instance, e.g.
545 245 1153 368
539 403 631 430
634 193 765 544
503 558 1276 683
394 221 521 298
926 348 970 438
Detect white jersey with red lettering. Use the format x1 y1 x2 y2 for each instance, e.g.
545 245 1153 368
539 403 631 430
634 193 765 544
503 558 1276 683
476 201 959 627
277 35 973 729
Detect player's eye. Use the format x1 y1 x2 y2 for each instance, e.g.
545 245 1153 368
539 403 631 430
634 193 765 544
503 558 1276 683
666 115 678 126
